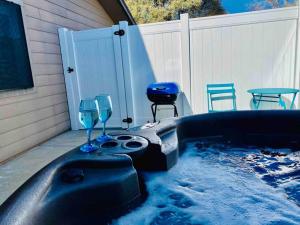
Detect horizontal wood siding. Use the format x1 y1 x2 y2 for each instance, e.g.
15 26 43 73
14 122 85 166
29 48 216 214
0 0 113 162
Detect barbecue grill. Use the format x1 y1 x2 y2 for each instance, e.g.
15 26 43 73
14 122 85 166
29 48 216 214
147 82 180 122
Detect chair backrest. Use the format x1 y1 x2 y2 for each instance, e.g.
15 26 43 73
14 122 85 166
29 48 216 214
207 83 237 112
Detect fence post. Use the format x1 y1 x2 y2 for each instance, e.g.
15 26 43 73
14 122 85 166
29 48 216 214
119 21 135 127
58 28 80 130
180 13 192 115
294 6 300 108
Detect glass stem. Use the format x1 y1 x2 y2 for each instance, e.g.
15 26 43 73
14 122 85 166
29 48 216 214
87 129 92 146
103 122 106 136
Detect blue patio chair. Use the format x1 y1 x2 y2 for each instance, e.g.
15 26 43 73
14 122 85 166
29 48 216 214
207 83 237 112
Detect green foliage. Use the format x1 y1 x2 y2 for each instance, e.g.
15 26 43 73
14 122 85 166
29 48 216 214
200 0 225 17
125 0 225 24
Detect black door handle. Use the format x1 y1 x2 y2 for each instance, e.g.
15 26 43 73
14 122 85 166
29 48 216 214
67 67 74 73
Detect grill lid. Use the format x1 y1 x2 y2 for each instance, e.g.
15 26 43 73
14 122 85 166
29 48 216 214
147 82 180 95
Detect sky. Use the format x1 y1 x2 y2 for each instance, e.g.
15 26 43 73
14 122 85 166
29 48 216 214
221 0 298 14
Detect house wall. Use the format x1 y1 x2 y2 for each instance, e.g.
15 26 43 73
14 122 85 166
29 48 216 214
0 0 113 163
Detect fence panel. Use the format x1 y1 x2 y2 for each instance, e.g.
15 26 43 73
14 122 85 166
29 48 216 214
128 19 191 124
60 7 300 127
189 7 299 113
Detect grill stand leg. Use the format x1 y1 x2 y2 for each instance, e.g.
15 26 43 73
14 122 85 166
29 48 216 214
173 104 178 117
151 103 157 123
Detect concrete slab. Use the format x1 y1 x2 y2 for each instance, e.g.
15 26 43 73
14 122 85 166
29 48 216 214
0 129 122 205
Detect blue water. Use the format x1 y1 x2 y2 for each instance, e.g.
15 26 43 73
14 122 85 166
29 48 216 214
79 110 98 129
113 142 300 225
98 108 112 123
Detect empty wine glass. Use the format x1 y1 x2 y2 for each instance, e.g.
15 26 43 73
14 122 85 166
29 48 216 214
95 94 113 143
79 99 99 152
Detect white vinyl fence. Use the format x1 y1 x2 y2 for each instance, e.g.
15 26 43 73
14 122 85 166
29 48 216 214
60 7 300 129
189 8 299 112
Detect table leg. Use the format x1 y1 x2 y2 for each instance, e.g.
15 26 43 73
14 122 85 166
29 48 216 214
257 95 263 109
290 93 297 109
278 94 286 110
252 94 259 110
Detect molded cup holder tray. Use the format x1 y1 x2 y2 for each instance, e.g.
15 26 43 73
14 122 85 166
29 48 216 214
99 135 148 153
100 141 119 149
122 136 148 151
124 141 143 149
116 135 133 141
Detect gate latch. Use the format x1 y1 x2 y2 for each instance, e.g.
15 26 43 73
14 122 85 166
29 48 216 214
114 29 125 36
67 67 74 73
122 117 133 124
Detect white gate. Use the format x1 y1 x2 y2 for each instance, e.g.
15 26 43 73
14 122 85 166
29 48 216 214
59 25 133 130
59 7 300 130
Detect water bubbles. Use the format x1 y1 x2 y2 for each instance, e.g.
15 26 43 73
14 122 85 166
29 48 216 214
168 192 195 208
150 210 193 225
156 204 167 209
176 180 193 188
113 142 300 225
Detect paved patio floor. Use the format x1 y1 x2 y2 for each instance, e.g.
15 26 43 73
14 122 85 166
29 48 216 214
0 129 121 205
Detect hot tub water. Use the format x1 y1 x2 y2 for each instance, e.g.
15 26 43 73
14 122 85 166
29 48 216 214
113 142 300 225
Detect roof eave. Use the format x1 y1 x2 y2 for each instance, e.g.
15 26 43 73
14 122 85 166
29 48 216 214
98 0 136 25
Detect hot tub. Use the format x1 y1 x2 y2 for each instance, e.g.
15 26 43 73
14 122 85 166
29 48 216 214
0 111 300 225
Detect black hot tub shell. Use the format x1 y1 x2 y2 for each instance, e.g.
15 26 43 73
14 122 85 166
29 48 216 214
1 110 300 225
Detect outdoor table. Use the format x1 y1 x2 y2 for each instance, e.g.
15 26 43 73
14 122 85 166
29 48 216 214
247 88 299 110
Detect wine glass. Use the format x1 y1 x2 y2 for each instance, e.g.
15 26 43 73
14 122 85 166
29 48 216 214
95 94 113 143
79 99 99 152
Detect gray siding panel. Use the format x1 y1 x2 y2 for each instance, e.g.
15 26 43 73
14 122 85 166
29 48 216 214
0 0 113 162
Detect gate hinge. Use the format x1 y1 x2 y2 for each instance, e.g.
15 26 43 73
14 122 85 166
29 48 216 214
122 117 133 124
114 29 125 36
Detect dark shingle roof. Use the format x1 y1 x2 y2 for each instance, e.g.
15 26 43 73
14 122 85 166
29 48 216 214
98 0 136 25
